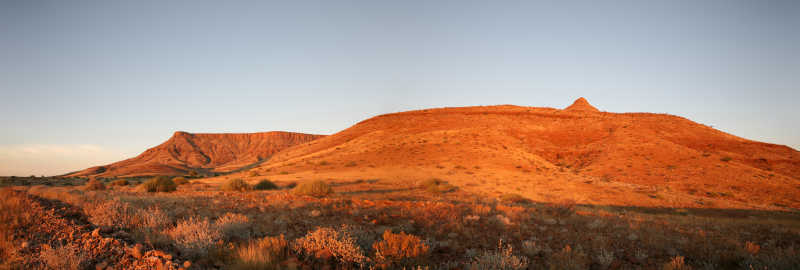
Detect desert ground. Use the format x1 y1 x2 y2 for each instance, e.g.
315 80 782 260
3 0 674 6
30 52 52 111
1 100 799 269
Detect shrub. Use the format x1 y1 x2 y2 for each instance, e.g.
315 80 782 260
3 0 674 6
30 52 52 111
468 239 528 270
140 176 177 193
40 244 87 270
293 180 333 197
221 178 251 192
292 226 368 266
500 193 530 204
549 200 577 217
373 230 429 267
110 179 129 186
84 178 106 191
85 200 138 229
549 245 589 270
167 217 222 258
232 235 287 270
663 256 690 270
420 178 456 194
720 156 732 162
138 206 172 230
216 213 250 241
253 179 278 190
172 177 190 185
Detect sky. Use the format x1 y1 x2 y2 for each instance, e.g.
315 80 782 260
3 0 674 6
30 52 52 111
1 0 798 176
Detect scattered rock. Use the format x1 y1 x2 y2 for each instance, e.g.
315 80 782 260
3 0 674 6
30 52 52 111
309 209 321 217
183 261 192 268
543 218 558 225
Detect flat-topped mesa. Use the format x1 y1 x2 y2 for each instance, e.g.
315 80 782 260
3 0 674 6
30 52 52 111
564 97 600 112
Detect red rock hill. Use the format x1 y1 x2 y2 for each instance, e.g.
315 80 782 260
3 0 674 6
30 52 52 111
64 131 324 178
250 98 799 209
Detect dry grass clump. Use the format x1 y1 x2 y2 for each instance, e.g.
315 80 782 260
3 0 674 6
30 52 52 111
84 178 106 190
468 239 528 270
549 245 589 270
292 226 369 266
221 178 252 192
420 178 456 194
293 180 333 197
0 188 35 267
140 176 177 193
216 213 250 241
85 199 138 229
253 179 279 190
110 179 129 186
373 230 429 267
139 206 172 230
39 244 87 270
172 177 190 185
167 217 222 258
663 256 690 270
231 235 287 270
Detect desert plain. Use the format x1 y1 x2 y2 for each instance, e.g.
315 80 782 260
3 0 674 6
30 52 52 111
2 98 799 270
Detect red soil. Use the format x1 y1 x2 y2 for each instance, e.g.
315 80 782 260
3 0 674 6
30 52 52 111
64 131 324 178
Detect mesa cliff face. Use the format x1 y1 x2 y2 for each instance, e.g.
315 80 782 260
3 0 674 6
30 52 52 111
252 98 800 209
64 131 324 178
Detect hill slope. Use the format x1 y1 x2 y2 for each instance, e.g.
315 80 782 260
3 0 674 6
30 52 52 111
65 131 324 178
250 98 799 209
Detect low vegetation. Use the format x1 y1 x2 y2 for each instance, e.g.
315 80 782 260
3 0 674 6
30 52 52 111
84 178 106 190
2 180 799 269
221 178 251 192
232 235 287 270
110 179 129 186
172 176 190 185
293 180 332 197
253 179 278 190
420 178 457 194
140 176 177 192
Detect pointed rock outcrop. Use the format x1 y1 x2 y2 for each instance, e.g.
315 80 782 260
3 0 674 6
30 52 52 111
564 97 599 112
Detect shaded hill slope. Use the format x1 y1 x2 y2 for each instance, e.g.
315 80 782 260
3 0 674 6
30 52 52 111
251 98 799 209
65 131 324 178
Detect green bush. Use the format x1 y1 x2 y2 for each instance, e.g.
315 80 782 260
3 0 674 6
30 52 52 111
110 179 129 186
293 180 333 197
85 178 106 191
221 178 251 192
140 176 177 193
172 177 190 185
254 179 278 190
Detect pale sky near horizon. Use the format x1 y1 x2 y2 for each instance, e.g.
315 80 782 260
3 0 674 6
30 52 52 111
1 0 798 176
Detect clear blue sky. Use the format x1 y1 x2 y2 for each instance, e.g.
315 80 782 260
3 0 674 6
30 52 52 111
1 0 798 176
